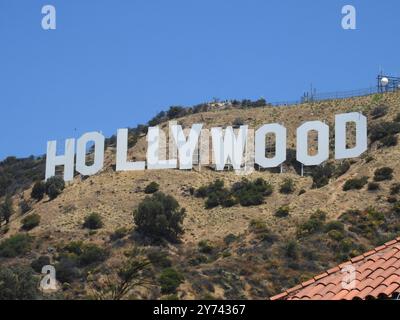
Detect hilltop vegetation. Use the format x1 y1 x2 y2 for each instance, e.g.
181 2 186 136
1 91 400 299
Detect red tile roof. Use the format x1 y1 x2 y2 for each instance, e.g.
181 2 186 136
271 237 400 300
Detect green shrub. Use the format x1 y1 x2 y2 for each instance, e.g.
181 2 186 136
328 229 344 241
249 219 267 232
297 210 326 237
275 206 290 218
369 122 400 143
205 193 220 209
223 233 237 245
367 182 380 191
0 234 32 258
62 241 108 268
249 219 277 243
159 268 184 294
78 244 108 267
83 213 103 230
284 240 299 260
55 256 81 283
310 163 335 188
279 178 295 194
134 192 186 243
390 183 400 195
0 196 14 225
324 220 344 232
0 266 38 300
19 199 31 214
21 213 41 231
31 255 50 273
370 105 388 119
45 176 65 200
147 249 172 268
343 176 368 191
144 182 160 194
31 181 46 201
198 240 214 254
110 227 128 241
198 178 273 209
233 178 272 207
380 134 398 147
374 167 393 181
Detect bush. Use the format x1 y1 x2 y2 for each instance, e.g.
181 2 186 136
83 213 103 230
31 255 51 273
78 244 108 267
110 227 128 241
134 192 186 243
380 134 398 148
223 234 237 245
144 182 160 194
324 220 344 232
159 268 184 294
233 118 244 127
198 240 214 254
369 122 400 143
310 164 335 188
249 219 277 243
62 241 108 268
0 196 14 225
275 206 290 218
367 182 380 191
147 249 172 268
343 176 368 191
45 176 65 200
21 214 41 231
0 234 32 258
233 178 273 207
19 199 31 214
0 266 38 300
279 178 295 194
55 256 81 283
370 105 388 119
284 240 299 260
297 210 327 237
198 178 273 209
31 181 46 201
390 183 400 195
374 167 394 181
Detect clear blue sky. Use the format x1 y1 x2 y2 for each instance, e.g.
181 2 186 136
0 0 399 159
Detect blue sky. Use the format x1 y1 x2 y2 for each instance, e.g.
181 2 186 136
0 0 399 159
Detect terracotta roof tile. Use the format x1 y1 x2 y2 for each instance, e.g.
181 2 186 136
271 237 400 300
383 274 400 286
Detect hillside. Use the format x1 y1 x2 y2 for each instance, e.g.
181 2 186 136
1 91 400 299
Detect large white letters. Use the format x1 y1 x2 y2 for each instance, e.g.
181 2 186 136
211 126 248 171
296 121 329 166
171 124 203 170
44 112 369 181
255 124 286 168
45 138 75 181
335 112 367 159
75 132 105 176
116 129 145 171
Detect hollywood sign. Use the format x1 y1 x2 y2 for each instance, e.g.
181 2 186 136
45 112 367 182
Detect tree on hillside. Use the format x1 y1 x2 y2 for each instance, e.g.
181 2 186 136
0 266 38 300
0 196 14 225
31 181 46 201
91 248 152 300
133 192 186 243
45 176 65 200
